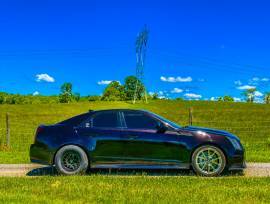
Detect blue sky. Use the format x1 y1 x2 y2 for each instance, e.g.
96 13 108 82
0 0 270 101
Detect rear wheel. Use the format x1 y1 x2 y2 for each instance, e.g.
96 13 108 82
192 145 226 176
54 145 88 175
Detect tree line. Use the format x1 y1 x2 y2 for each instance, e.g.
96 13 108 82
0 76 270 104
0 76 150 104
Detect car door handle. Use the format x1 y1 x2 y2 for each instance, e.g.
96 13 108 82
127 135 139 139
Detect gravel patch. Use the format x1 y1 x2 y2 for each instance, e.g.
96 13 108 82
0 163 269 177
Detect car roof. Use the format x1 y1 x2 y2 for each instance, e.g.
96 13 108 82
90 109 150 114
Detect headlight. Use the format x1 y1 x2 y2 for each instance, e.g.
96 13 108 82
227 137 242 150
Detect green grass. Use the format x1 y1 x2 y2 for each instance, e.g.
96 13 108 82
0 176 269 203
0 100 270 163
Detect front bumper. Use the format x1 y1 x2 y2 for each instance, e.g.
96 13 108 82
228 161 246 170
227 149 246 170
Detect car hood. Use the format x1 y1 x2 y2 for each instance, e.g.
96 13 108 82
182 126 240 140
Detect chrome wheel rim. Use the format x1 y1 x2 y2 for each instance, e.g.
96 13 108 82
195 147 223 175
61 150 81 172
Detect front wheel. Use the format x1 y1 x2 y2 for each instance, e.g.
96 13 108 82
192 145 226 177
54 145 89 175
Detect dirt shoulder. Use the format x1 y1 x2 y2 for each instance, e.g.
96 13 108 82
0 163 269 177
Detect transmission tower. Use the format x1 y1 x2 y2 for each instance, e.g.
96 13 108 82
133 26 149 104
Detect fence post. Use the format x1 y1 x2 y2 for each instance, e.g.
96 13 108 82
6 113 10 147
189 107 193 126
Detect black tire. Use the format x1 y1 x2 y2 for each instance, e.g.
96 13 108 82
54 145 88 175
191 145 226 177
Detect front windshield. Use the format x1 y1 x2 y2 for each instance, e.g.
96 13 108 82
151 112 181 129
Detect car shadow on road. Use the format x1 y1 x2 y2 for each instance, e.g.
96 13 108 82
26 166 244 177
27 166 58 176
26 166 193 176
90 168 194 176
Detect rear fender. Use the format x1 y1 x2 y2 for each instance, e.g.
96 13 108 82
52 137 95 165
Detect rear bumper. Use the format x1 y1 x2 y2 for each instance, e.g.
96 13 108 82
30 144 54 165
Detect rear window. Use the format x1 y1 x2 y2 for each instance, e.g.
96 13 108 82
92 112 118 128
58 113 90 126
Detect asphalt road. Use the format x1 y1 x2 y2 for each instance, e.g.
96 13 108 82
0 163 269 177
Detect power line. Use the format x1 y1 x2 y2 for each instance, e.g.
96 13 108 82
150 49 268 75
0 46 132 58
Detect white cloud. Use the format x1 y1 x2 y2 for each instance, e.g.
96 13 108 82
160 76 192 83
171 88 183 93
210 97 218 101
233 97 241 102
236 77 269 88
97 80 112 85
97 80 120 85
254 91 263 97
158 91 164 95
158 96 169 99
148 91 155 96
160 76 166 81
33 91 39 96
251 77 269 82
234 80 242 86
262 78 269 82
237 85 256 90
184 93 202 99
198 78 205 82
252 77 260 81
235 77 269 88
36 73 55 83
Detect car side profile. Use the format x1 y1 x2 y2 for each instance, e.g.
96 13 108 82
30 109 246 176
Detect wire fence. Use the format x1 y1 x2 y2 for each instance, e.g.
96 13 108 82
0 108 270 152
0 113 73 151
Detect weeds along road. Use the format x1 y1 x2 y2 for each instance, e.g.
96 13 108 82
0 163 269 177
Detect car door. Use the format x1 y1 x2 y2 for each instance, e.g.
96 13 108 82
76 110 125 167
120 110 188 167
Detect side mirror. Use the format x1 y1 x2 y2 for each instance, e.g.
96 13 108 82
156 122 168 133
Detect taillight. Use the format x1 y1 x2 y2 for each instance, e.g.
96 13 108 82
36 126 44 134
34 126 44 143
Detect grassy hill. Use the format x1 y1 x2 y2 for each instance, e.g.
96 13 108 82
0 100 270 163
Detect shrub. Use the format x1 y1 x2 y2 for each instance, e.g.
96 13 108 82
88 95 101 101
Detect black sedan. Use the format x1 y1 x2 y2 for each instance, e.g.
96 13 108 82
30 109 246 176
